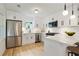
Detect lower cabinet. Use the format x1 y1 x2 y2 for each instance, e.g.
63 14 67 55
22 33 35 45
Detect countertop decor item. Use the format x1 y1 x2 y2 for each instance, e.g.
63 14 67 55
65 31 75 36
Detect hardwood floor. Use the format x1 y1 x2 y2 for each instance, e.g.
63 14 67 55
3 42 44 56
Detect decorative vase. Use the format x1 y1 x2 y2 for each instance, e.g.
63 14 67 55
65 31 75 36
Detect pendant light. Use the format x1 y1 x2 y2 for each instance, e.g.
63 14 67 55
70 3 76 19
62 3 68 16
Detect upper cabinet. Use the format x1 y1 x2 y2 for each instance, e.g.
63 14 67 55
45 4 79 27
58 18 78 27
46 15 78 28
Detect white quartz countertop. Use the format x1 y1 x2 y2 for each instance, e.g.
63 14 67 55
45 36 77 46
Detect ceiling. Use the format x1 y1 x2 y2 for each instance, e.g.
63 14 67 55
5 3 79 17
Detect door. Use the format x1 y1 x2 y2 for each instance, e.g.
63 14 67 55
6 19 22 48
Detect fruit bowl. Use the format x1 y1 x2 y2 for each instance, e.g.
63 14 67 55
65 32 75 36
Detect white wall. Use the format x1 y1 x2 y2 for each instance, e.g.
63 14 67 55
0 4 6 56
6 10 22 20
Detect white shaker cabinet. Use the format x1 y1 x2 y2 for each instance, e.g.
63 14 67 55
22 33 35 45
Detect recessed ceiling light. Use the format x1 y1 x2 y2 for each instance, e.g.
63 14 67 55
34 8 39 13
17 4 21 8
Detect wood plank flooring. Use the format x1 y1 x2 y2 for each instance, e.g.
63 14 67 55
3 42 44 56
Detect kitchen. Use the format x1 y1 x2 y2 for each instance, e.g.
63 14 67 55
0 3 79 56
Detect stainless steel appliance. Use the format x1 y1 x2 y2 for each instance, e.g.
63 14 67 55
6 19 22 48
35 33 41 43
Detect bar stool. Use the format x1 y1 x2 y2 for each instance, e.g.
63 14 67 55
67 50 75 56
67 46 79 56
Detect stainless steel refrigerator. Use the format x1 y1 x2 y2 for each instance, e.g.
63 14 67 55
6 19 22 48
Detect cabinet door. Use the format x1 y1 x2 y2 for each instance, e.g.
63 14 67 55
30 34 35 43
22 34 35 45
61 20 64 26
22 34 29 45
58 20 64 27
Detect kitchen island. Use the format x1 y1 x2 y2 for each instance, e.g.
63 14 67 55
43 36 76 56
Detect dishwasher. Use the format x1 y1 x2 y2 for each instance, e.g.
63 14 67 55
35 33 41 43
